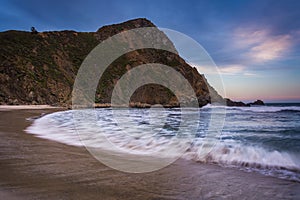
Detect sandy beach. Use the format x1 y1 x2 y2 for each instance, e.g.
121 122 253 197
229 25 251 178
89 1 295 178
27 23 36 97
0 107 299 199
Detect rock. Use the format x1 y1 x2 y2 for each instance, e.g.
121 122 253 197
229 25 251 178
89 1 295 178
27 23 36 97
225 99 265 107
28 91 34 99
225 98 248 107
0 18 249 108
247 99 265 106
13 99 19 105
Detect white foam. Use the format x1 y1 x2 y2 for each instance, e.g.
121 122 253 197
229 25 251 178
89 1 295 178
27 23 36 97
0 105 60 110
184 142 300 171
25 108 300 181
25 110 82 146
25 109 188 157
202 104 300 113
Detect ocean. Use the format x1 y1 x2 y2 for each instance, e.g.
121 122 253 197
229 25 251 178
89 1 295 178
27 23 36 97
26 103 300 181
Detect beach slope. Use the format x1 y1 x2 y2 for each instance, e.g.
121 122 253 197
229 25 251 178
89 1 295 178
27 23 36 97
0 108 299 199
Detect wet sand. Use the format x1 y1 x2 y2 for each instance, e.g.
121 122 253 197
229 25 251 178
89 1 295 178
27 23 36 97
0 108 299 199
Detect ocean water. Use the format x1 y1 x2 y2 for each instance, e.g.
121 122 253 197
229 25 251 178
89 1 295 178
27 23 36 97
26 103 300 181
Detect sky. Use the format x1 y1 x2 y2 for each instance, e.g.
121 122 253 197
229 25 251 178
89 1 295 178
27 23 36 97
1 0 299 102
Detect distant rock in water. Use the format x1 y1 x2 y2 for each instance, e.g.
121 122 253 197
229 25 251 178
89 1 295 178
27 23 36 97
225 98 247 107
225 99 265 107
0 18 252 107
247 99 265 106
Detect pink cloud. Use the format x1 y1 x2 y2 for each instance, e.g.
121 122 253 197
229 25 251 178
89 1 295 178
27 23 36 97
189 63 258 76
234 28 269 48
218 64 245 75
233 27 293 63
248 34 292 62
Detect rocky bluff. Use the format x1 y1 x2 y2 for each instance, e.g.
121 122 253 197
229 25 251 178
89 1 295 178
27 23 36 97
0 18 262 107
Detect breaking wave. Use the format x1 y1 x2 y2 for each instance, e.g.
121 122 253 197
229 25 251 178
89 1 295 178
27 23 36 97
25 106 300 182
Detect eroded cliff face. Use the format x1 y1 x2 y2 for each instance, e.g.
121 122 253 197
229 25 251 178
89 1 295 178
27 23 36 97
0 18 224 107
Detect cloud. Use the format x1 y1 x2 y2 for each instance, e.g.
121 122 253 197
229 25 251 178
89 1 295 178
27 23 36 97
243 72 257 76
233 27 293 63
233 28 269 48
189 63 257 76
218 64 245 75
247 34 292 62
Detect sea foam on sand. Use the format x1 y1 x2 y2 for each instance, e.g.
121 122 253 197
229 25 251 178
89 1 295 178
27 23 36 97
0 105 60 110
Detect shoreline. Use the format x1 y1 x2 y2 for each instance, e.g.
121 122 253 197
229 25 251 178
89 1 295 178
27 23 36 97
0 105 63 111
0 108 299 199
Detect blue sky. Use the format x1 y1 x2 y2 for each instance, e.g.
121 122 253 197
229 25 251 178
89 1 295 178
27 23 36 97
1 0 299 102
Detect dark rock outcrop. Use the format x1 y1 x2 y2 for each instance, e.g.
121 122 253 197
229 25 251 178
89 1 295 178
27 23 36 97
0 18 246 107
225 99 265 107
247 99 265 106
225 98 247 107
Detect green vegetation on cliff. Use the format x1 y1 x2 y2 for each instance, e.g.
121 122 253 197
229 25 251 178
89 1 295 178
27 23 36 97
0 18 224 107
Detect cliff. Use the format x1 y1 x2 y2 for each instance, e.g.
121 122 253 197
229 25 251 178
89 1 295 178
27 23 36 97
0 18 230 107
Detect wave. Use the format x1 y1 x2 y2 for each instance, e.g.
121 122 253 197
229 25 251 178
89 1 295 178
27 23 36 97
183 143 300 181
25 110 83 147
276 109 300 113
202 104 300 113
25 109 300 182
